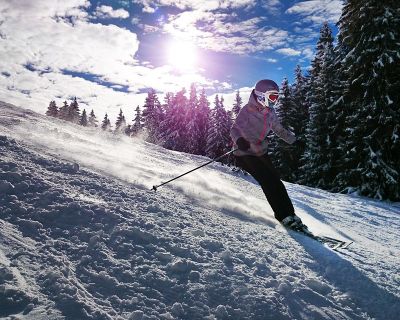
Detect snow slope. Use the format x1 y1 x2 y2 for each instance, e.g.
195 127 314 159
0 101 399 320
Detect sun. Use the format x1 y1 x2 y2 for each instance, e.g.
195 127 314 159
167 39 197 72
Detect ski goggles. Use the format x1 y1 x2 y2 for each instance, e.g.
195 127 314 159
255 90 279 104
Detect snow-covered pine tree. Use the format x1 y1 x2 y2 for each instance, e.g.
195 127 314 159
115 109 127 133
187 84 200 154
189 88 211 156
156 92 172 134
274 78 298 181
157 92 174 146
79 109 88 126
232 90 243 118
206 95 231 162
291 65 310 180
302 22 335 188
68 97 80 123
141 89 163 144
221 96 233 139
58 101 69 121
334 0 400 200
159 89 188 151
46 101 58 117
325 49 348 193
130 106 143 136
88 109 98 127
101 113 112 131
226 108 235 166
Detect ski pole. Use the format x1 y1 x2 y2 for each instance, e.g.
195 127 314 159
152 148 238 191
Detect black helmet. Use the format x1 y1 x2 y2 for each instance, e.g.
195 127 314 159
255 79 279 93
254 79 279 108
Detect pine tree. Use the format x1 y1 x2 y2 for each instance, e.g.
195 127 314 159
159 89 188 151
46 100 58 117
101 113 112 131
68 97 80 123
157 93 173 143
226 108 235 165
79 109 88 126
274 78 298 181
187 84 201 154
115 109 127 133
142 89 163 143
130 106 143 136
335 0 400 200
186 88 211 156
302 22 336 188
88 109 98 127
206 95 231 162
232 90 243 118
292 65 309 180
326 32 350 194
58 101 69 120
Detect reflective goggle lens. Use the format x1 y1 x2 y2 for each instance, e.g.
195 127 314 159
268 94 279 102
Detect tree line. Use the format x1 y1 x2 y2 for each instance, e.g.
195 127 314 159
45 86 242 163
45 98 142 135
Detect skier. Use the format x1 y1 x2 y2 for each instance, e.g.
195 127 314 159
230 79 307 231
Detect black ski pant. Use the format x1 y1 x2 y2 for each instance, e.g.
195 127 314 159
235 154 294 221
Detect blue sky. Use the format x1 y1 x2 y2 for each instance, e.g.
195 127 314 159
0 0 343 121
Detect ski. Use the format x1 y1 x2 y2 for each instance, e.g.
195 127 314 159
288 227 353 250
318 235 353 250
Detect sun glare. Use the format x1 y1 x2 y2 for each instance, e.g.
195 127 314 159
167 40 197 72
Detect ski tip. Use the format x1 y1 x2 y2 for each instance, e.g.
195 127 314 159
341 241 354 249
332 243 343 251
332 241 353 251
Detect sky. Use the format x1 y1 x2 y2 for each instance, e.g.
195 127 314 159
0 0 343 122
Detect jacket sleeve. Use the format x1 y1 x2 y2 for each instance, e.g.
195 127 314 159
270 111 296 144
230 108 249 143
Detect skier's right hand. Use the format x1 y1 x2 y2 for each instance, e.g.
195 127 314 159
236 137 250 151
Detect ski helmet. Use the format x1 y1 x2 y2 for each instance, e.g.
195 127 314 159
254 79 279 108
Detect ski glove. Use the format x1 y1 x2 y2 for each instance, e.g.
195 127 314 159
236 137 250 151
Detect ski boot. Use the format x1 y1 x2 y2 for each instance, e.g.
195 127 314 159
282 215 309 233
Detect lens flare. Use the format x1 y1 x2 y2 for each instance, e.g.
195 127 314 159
167 39 197 71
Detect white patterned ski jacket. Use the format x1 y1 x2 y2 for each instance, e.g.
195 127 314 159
230 90 296 157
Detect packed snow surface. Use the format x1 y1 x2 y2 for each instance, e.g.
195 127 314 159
0 101 399 320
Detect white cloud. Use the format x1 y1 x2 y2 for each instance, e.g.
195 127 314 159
210 86 253 111
0 0 222 119
0 64 146 124
163 11 289 54
1 20 140 87
302 47 314 59
142 24 161 34
133 0 255 12
276 48 302 56
95 5 130 19
286 0 343 24
261 0 282 15
266 58 278 63
0 1 139 82
0 0 90 19
131 16 141 25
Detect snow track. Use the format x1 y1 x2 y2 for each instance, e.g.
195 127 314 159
0 102 399 319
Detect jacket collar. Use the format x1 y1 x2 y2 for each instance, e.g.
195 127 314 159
248 90 270 113
248 90 260 111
